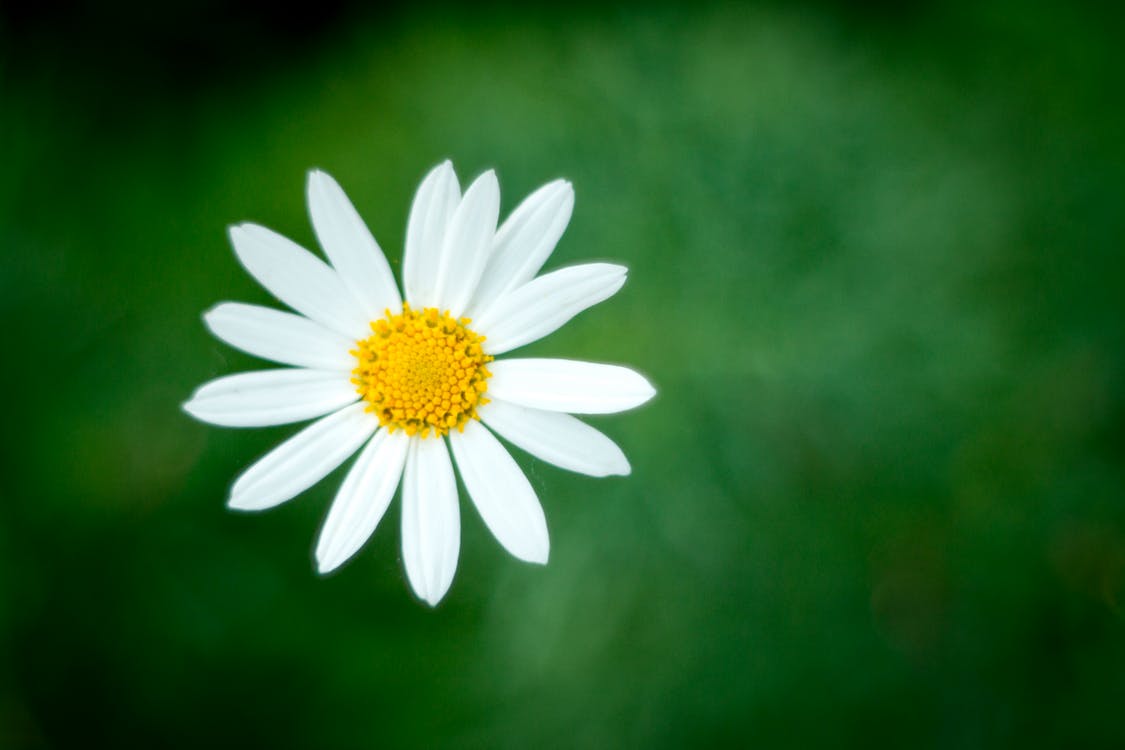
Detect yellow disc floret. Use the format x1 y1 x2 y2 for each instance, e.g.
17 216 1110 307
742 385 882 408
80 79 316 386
351 304 493 438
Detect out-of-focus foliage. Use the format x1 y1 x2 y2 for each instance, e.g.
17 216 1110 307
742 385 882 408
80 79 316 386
1 1 1123 747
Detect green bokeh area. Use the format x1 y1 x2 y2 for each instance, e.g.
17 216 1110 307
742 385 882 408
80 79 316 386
3 2 1125 747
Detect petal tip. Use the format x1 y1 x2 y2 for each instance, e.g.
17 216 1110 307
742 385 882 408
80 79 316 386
227 223 259 253
315 552 341 575
227 493 257 511
608 455 632 476
307 168 337 192
473 169 500 193
412 582 449 607
631 373 658 406
200 303 225 327
515 538 549 565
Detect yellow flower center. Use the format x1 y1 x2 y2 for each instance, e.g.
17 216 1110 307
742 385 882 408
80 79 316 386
351 304 492 438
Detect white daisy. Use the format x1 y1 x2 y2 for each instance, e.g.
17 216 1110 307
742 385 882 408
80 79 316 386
184 162 655 605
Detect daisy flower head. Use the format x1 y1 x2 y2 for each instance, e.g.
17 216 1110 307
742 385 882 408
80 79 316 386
184 162 656 605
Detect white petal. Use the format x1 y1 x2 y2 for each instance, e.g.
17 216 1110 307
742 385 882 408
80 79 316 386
401 437 460 606
475 263 627 355
183 369 358 428
487 359 656 414
449 420 548 564
229 222 369 339
432 170 499 317
228 402 377 511
467 179 573 319
315 429 408 574
480 399 630 477
203 302 356 371
403 161 460 309
307 170 402 319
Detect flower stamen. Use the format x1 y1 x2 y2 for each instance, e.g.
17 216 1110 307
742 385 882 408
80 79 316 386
351 303 492 438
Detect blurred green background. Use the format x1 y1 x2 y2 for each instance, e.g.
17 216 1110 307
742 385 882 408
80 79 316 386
2 0 1124 747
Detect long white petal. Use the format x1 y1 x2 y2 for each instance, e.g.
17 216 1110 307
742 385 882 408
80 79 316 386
228 402 376 511
480 399 630 477
487 359 656 414
307 170 402 319
467 179 573 319
401 436 460 606
315 429 408 573
183 369 358 428
449 420 548 564
403 161 460 309
475 263 627 355
432 170 499 317
203 302 356 371
229 222 369 339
